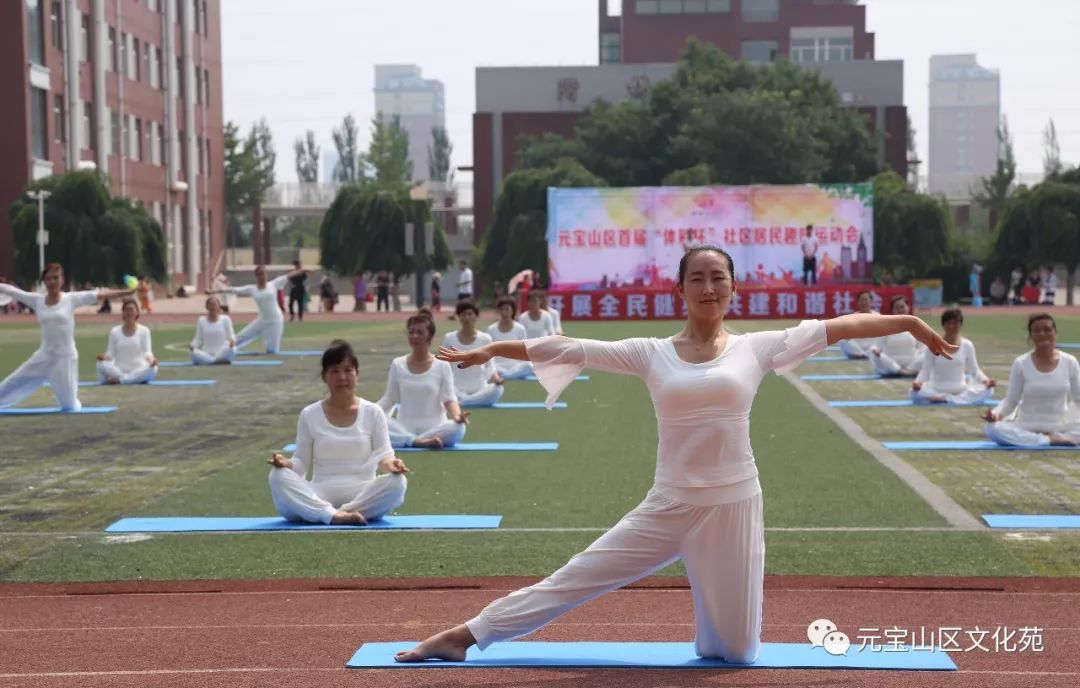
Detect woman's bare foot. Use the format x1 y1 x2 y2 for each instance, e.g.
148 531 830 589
394 624 475 663
1047 432 1078 447
411 437 444 450
330 510 367 525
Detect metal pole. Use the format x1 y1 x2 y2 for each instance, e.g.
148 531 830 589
28 190 52 278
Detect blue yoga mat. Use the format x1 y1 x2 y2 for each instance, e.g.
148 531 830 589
348 641 956 670
106 515 502 532
883 440 1080 451
825 345 841 352
73 379 216 387
523 375 589 382
490 402 565 409
237 350 322 357
982 514 1080 529
281 442 558 453
829 399 995 408
806 356 848 362
1056 343 1080 349
159 360 283 368
801 374 882 381
0 406 117 415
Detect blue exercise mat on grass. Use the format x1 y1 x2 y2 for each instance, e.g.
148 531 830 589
0 406 117 415
982 514 1080 529
159 360 283 367
74 379 216 387
806 356 848 362
490 402 565 409
106 515 502 532
825 344 841 352
830 399 995 408
1056 343 1080 349
281 442 558 453
348 641 956 670
801 374 882 381
883 440 1080 451
236 350 323 357
523 375 589 382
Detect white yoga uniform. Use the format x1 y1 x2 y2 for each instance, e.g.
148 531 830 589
548 306 563 335
377 356 466 448
518 310 556 339
985 351 1080 447
442 331 504 408
96 324 158 384
487 321 532 379
231 275 287 353
0 285 97 411
910 337 992 405
190 315 237 365
868 331 923 377
269 399 406 523
465 321 828 662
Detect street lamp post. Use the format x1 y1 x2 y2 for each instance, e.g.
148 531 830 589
26 190 52 278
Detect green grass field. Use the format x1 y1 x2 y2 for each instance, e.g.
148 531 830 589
0 312 1075 582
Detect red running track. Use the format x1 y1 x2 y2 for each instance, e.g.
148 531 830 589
0 576 1077 688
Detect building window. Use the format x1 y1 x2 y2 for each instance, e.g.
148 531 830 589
156 47 164 88
110 109 120 155
201 1 209 36
203 69 210 105
53 94 65 143
790 35 853 63
144 42 152 86
28 0 46 65
195 70 202 104
204 137 211 176
741 40 778 63
82 100 92 151
149 122 161 165
600 32 621 64
108 27 117 71
50 1 62 51
31 88 49 160
659 0 682 13
79 12 90 62
636 0 659 13
131 37 141 80
636 0 728 13
742 0 778 22
706 0 730 11
127 116 142 161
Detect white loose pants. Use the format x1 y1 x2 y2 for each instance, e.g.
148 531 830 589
236 317 283 354
839 339 869 359
466 489 765 663
96 360 158 384
458 383 505 408
268 469 407 523
0 351 81 411
496 360 533 380
985 421 1080 448
386 417 466 448
870 352 920 377
910 383 992 406
191 346 236 365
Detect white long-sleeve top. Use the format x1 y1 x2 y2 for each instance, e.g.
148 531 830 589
548 306 563 334
526 320 827 492
872 331 923 368
518 310 556 339
191 315 236 355
992 351 1080 431
915 337 988 394
105 324 155 373
377 356 458 434
230 276 287 322
0 285 98 359
442 330 497 394
488 321 528 371
289 399 394 486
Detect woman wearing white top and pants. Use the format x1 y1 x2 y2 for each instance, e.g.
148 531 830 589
96 299 158 384
488 296 532 380
207 265 305 354
443 302 504 408
190 296 237 365
518 291 556 339
0 263 133 410
397 246 955 664
378 312 469 449
268 341 410 525
984 313 1080 447
910 308 995 405
867 296 923 377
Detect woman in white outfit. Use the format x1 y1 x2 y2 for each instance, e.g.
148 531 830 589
911 308 996 404
268 340 410 525
487 296 531 380
983 313 1080 447
0 263 133 411
206 265 305 354
867 295 923 377
838 290 879 359
517 291 556 339
396 245 954 664
538 291 563 336
189 296 238 365
378 312 470 449
442 301 504 408
95 299 158 384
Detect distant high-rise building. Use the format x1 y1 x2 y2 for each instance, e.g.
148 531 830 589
322 149 339 183
928 54 1000 200
374 65 445 183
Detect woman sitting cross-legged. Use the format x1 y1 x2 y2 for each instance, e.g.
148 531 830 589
866 295 923 378
268 340 410 525
910 307 996 405
95 298 159 384
983 313 1080 447
442 301 504 408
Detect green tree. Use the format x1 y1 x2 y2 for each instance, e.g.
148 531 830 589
428 126 453 183
872 171 952 282
1043 119 1063 178
294 129 320 183
8 170 165 285
1012 181 1080 304
974 117 1016 229
224 119 276 250
332 114 362 183
365 114 412 189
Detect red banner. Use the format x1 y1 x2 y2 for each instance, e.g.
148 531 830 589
549 286 914 321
